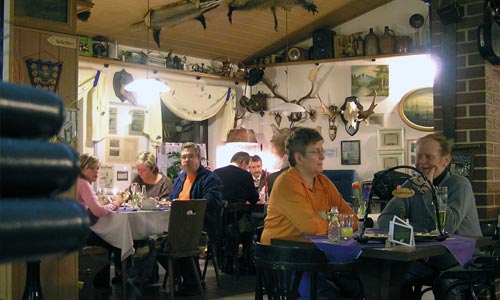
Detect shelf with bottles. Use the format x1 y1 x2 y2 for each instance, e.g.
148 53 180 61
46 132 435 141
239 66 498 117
250 51 429 68
78 56 246 85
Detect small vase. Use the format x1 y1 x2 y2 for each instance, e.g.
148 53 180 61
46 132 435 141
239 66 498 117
379 26 396 54
364 28 379 56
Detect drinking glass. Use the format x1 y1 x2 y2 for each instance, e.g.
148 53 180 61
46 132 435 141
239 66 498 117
339 213 355 240
436 186 448 230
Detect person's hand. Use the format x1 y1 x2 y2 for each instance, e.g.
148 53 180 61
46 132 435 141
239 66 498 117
112 194 126 206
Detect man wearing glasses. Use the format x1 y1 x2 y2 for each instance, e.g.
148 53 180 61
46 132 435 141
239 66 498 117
169 142 223 296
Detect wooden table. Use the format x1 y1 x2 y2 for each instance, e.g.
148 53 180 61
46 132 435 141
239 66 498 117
91 208 170 299
271 235 492 300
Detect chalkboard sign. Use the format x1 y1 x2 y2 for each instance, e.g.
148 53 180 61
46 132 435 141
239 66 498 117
450 150 474 181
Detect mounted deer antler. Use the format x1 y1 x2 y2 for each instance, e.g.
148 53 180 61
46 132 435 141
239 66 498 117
357 90 378 125
318 94 340 141
261 66 322 106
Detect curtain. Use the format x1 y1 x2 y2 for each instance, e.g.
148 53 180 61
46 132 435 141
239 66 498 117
160 81 235 121
143 93 163 145
78 69 109 145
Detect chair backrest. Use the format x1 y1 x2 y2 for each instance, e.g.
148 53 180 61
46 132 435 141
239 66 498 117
167 199 207 255
254 242 328 300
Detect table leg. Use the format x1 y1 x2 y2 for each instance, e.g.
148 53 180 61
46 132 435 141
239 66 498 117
356 259 412 300
122 259 127 300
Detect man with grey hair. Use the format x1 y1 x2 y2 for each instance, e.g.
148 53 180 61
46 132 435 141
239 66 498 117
214 151 259 273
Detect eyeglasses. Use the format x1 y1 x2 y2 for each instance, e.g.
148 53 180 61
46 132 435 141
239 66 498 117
181 154 196 160
305 149 325 156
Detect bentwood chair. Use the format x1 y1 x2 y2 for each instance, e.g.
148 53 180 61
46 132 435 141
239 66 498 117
254 242 329 300
157 199 207 300
414 222 500 300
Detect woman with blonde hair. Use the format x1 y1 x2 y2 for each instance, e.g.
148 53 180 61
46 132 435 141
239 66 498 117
77 153 126 290
130 151 173 199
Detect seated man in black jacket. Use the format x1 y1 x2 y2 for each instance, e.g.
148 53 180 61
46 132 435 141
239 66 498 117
214 151 259 273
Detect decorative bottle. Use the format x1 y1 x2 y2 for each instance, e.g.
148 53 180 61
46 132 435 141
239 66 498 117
364 28 379 56
379 26 396 54
328 206 340 243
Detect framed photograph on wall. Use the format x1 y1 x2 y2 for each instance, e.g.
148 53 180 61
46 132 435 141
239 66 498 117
398 87 434 131
341 140 361 165
377 151 405 170
406 139 417 166
377 129 404 151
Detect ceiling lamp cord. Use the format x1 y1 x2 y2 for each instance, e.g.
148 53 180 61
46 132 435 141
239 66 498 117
285 10 289 100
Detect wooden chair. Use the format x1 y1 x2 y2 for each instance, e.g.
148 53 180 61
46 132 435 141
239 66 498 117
414 221 500 300
222 201 248 279
78 246 109 300
254 242 328 300
157 199 207 300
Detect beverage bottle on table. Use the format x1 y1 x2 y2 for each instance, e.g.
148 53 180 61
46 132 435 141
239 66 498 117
328 206 340 243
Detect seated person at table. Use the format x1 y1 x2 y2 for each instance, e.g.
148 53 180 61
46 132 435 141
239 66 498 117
261 127 359 299
169 142 224 296
130 151 173 200
249 155 270 202
378 133 482 300
128 151 173 283
77 153 126 290
214 151 259 273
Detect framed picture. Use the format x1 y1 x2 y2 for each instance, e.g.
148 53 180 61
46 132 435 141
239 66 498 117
398 87 434 131
377 151 405 170
406 139 417 166
14 0 76 34
449 150 474 181
377 129 404 151
351 65 389 96
341 140 361 165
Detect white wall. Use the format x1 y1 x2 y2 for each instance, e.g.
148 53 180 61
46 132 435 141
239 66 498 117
208 0 435 181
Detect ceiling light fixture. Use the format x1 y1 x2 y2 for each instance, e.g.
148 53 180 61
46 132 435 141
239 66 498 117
125 0 170 98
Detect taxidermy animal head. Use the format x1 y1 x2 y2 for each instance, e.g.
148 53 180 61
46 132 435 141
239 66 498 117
226 0 318 31
262 66 322 124
130 0 223 47
317 94 340 141
340 92 377 136
270 124 292 158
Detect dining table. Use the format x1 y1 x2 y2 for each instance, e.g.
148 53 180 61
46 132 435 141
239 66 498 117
271 233 493 300
91 207 170 299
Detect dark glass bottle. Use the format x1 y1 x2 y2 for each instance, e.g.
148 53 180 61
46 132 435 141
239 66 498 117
364 28 379 56
22 261 44 300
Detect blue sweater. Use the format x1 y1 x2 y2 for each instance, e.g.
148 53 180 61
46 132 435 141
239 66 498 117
170 165 224 239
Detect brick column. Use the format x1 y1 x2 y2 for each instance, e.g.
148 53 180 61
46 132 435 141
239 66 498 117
431 0 500 222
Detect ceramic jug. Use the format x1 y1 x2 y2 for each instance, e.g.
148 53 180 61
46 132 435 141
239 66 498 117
364 28 379 56
379 26 396 54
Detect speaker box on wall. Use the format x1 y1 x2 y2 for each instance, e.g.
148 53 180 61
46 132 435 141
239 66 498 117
313 29 335 60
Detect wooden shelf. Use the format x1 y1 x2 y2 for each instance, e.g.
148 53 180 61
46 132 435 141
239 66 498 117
77 1 94 13
78 56 245 85
250 51 429 68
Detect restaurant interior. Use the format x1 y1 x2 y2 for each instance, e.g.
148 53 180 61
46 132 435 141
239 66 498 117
1 0 499 299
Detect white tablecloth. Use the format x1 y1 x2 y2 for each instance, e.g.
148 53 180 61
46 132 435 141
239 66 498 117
91 209 170 260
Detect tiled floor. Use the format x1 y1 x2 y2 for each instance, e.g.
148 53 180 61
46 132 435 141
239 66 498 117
105 260 256 300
